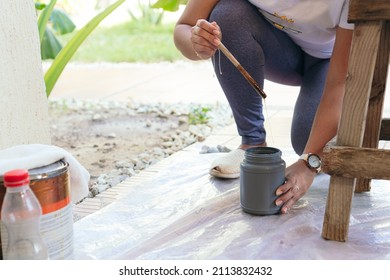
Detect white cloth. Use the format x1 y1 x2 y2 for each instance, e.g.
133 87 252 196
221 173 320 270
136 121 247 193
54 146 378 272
248 0 354 58
0 144 90 203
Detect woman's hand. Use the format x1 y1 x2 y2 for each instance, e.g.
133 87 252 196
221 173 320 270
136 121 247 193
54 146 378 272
191 20 221 60
275 160 317 214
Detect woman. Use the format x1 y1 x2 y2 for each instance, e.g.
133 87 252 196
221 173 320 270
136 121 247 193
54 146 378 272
174 0 354 213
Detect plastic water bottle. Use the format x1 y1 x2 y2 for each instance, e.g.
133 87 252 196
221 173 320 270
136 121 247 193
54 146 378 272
1 169 48 260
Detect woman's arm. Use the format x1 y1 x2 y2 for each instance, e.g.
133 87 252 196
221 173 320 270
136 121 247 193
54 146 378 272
303 27 354 156
174 0 221 60
276 27 354 214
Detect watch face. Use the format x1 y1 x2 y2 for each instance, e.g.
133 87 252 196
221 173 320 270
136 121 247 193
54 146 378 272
308 154 321 169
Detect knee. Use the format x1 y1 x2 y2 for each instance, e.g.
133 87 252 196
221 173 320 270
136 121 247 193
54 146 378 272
209 1 235 28
209 0 254 31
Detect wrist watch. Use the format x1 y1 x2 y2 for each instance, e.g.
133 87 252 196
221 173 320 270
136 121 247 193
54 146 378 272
300 153 321 173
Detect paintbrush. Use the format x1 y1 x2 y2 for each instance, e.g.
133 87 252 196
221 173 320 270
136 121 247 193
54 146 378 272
218 42 267 99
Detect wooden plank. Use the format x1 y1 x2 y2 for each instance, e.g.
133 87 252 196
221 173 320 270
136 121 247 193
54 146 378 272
337 22 382 147
360 21 389 149
356 21 390 192
349 0 390 22
322 21 384 241
322 146 390 180
322 176 355 242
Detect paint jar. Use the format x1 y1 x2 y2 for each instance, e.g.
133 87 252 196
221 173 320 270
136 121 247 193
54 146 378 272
240 147 285 215
0 159 74 260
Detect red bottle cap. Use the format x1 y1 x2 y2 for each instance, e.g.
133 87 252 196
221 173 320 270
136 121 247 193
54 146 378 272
3 169 30 187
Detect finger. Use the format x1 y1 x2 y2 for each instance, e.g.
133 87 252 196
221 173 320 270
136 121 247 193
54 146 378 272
210 21 221 36
280 186 302 214
275 182 301 209
275 185 295 206
192 21 220 46
191 26 218 59
191 35 217 50
197 19 219 34
275 179 295 196
192 29 220 47
191 29 218 50
193 45 215 59
281 198 298 214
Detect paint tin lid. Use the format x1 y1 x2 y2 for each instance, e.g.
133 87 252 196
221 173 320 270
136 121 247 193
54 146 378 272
28 159 68 181
0 159 68 184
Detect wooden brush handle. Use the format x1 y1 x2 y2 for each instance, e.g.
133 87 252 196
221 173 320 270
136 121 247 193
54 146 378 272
218 42 240 67
218 42 267 99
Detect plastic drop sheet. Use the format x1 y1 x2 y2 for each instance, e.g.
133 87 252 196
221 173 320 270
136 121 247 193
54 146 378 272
73 144 390 260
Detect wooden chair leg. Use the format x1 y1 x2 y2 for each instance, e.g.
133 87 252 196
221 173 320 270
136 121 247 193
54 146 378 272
355 21 390 193
321 21 383 241
322 177 356 241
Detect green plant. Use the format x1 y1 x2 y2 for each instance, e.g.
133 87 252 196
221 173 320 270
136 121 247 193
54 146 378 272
36 1 76 59
152 0 188 12
128 0 164 25
37 0 126 97
188 106 212 125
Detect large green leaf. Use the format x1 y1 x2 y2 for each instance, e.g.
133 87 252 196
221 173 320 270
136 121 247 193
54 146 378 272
44 0 126 97
51 9 76 35
152 0 187 12
37 0 57 43
41 28 62 59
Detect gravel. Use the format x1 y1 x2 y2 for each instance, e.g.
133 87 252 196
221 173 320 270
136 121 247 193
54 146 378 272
49 99 234 201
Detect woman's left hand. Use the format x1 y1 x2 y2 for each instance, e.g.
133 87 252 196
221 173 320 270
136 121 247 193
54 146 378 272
275 160 317 214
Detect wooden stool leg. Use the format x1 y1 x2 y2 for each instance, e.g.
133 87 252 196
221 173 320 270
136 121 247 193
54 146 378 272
322 177 355 241
356 21 390 192
322 21 383 241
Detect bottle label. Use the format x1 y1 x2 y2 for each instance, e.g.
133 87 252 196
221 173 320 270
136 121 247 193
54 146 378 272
1 203 74 260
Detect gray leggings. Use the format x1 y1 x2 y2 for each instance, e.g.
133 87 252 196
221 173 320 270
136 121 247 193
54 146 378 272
209 0 330 155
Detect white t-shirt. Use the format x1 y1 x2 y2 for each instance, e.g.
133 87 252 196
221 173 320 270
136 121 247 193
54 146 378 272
248 0 354 58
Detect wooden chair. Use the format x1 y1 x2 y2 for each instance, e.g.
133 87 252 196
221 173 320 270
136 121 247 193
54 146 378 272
321 0 390 242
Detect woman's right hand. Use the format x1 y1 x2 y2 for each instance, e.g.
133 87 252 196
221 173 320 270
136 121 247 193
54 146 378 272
190 20 222 60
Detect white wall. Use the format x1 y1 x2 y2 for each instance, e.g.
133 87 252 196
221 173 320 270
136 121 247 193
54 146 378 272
0 0 51 149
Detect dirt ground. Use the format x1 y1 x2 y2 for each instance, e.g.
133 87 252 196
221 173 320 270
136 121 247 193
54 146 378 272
48 101 189 187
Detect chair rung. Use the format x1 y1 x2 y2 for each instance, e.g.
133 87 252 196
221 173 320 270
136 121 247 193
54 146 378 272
349 0 390 22
322 145 390 180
